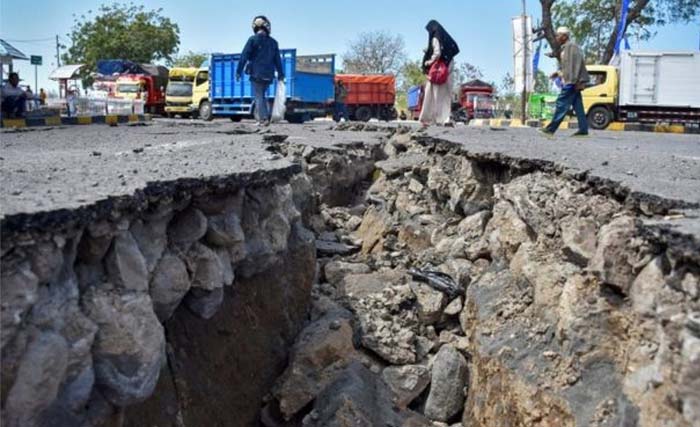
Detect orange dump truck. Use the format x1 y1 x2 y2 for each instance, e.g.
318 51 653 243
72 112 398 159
335 74 397 121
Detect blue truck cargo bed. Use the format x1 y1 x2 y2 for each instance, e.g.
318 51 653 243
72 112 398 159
210 49 335 121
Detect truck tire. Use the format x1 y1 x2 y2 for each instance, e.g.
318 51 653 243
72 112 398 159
199 101 213 121
587 105 612 130
355 106 372 122
286 113 307 124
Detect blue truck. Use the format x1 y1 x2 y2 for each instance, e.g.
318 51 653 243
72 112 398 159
201 49 335 123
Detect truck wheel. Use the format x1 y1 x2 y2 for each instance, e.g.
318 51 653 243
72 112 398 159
587 106 612 129
199 101 213 121
286 113 305 124
355 106 372 122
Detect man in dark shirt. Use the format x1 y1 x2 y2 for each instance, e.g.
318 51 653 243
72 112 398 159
236 16 285 125
334 80 349 122
1 73 27 118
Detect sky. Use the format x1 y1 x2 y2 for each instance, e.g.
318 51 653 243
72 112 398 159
1 0 699 93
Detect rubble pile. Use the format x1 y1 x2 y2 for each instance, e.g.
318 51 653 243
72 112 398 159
266 130 700 427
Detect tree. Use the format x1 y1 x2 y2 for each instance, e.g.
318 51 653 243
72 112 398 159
63 3 180 84
499 73 515 96
171 51 208 68
539 0 700 64
534 70 550 93
394 59 426 111
452 62 484 84
342 31 406 75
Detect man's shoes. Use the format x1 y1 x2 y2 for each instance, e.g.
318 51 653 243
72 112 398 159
538 128 555 138
571 131 589 137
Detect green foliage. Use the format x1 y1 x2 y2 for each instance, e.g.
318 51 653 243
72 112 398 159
171 51 208 68
62 3 180 85
553 0 652 62
342 31 406 74
546 0 700 64
395 59 426 111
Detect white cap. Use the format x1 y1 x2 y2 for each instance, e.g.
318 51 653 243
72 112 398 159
556 26 571 36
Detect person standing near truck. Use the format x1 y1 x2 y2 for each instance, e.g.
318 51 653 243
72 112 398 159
236 15 285 125
334 80 349 122
540 27 589 137
1 73 27 118
419 20 460 126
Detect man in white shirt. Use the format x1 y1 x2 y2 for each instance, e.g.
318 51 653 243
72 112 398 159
1 73 27 118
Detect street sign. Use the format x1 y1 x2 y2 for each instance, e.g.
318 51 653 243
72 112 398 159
30 55 42 65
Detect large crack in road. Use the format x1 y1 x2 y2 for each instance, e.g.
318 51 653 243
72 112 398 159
1 120 699 427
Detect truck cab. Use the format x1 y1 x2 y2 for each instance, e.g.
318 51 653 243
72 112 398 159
165 67 209 118
581 65 618 129
456 80 495 122
115 74 165 114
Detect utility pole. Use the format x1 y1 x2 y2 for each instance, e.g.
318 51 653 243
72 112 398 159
55 35 61 67
520 0 528 123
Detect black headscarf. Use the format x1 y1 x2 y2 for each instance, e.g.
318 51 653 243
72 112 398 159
422 20 460 72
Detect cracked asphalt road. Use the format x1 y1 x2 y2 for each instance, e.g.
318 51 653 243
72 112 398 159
2 118 698 237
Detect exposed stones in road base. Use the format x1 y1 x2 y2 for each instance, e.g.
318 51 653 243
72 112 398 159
266 127 700 427
2 123 699 427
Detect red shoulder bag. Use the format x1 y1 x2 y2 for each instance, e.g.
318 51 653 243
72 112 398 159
428 59 448 85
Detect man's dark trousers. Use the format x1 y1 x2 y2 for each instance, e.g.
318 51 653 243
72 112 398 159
545 85 588 134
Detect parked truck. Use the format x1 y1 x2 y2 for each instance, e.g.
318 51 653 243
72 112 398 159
335 74 396 121
453 79 495 122
114 64 169 114
204 50 335 123
583 51 700 129
165 66 209 118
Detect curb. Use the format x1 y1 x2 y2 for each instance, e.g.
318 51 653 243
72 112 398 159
1 114 151 128
469 118 699 134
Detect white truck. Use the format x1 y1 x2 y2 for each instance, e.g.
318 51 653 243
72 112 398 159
583 51 700 129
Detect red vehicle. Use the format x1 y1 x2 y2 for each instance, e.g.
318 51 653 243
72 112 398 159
114 65 169 114
455 79 495 122
335 74 397 121
407 79 495 122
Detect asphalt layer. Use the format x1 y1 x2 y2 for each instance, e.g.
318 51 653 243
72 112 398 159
1 118 699 238
0 120 382 221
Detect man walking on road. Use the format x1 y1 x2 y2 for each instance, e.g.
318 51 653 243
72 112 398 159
236 15 285 126
540 27 589 137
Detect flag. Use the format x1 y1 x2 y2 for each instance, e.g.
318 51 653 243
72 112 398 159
533 40 542 76
613 0 631 56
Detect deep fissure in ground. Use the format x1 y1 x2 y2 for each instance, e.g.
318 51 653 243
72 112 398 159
1 127 698 427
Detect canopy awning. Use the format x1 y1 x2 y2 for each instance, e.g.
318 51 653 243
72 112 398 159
0 39 29 62
49 64 85 80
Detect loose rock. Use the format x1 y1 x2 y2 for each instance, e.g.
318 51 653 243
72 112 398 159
382 364 431 408
424 345 468 422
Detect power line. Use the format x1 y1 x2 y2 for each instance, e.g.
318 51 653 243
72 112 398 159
3 37 56 43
